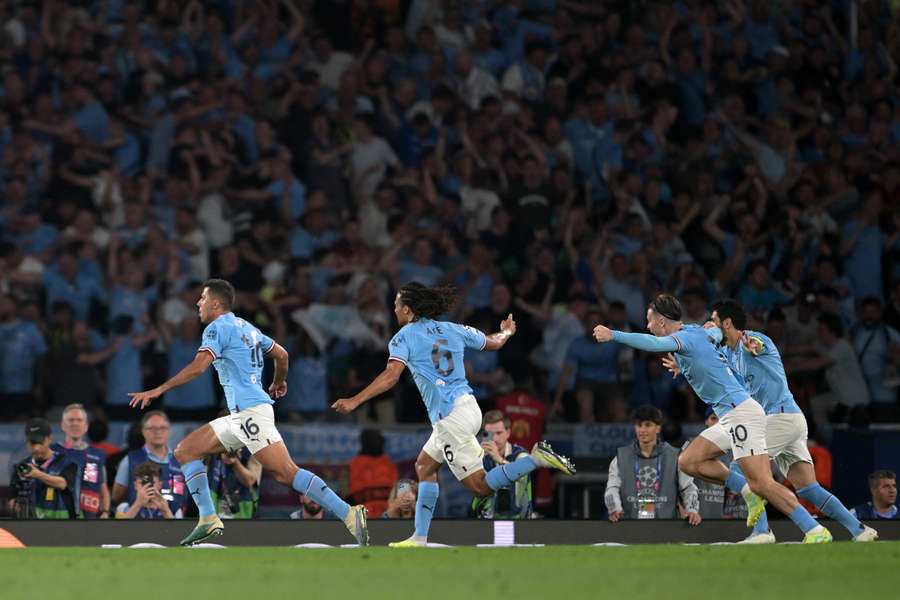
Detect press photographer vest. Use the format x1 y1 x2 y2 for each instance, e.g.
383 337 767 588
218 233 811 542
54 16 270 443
66 445 107 518
477 443 533 519
125 448 185 516
616 440 680 519
31 445 79 519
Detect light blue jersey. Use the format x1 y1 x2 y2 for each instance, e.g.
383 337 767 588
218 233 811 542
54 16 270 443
388 318 486 424
720 330 802 415
612 324 749 417
199 312 275 413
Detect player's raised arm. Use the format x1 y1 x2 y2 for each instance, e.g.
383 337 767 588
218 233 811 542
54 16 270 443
483 313 516 351
593 325 679 353
332 359 406 414
128 351 215 409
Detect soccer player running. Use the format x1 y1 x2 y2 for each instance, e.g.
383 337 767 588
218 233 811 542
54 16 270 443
666 299 876 543
129 279 369 546
332 282 575 547
593 294 832 543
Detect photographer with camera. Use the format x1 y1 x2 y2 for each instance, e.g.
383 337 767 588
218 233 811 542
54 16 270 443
472 410 533 519
111 411 185 517
207 448 262 519
7 419 79 519
115 462 180 519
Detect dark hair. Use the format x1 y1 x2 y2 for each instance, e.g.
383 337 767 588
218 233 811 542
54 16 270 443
88 419 109 443
817 312 844 337
860 296 882 309
359 429 385 456
711 298 747 330
633 405 664 425
203 278 235 311
868 469 896 489
125 422 144 451
134 461 162 482
649 294 683 322
398 282 456 320
483 409 511 429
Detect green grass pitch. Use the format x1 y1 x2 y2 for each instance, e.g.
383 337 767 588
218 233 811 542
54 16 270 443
2 544 899 600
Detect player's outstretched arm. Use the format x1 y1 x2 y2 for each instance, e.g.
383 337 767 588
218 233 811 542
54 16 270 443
593 325 679 353
483 313 516 351
332 359 406 414
128 351 215 409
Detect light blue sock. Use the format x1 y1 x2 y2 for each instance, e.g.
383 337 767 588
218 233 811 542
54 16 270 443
182 460 216 519
724 462 747 493
788 505 819 533
292 469 350 521
485 456 537 491
797 483 863 535
414 481 439 539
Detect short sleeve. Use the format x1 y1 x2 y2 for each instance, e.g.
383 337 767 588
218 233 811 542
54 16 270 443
452 323 487 351
114 456 130 487
257 330 276 354
30 325 48 355
199 322 224 359
388 330 410 366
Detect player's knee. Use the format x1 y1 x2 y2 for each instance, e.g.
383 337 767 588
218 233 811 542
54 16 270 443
174 443 193 465
414 460 436 481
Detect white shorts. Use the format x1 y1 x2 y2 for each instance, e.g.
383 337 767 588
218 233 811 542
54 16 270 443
422 395 485 481
210 403 283 455
700 400 767 461
766 412 813 476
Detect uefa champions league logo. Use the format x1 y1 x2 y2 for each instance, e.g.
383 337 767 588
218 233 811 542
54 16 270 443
637 465 659 488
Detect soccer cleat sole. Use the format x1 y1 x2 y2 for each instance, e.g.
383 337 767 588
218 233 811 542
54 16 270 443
532 441 577 475
180 521 224 547
745 495 767 528
737 531 776 545
345 505 369 547
853 526 878 542
802 527 833 544
388 538 427 548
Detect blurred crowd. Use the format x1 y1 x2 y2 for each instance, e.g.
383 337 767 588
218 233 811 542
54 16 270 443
0 0 899 439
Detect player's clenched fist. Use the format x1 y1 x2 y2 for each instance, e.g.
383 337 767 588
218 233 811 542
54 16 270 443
593 324 613 342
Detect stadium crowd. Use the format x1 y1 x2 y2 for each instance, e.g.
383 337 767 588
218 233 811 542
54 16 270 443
1 0 900 517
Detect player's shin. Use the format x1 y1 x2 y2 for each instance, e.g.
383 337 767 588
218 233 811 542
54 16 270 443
796 483 864 536
485 456 537 490
183 460 216 519
413 481 439 541
292 469 350 521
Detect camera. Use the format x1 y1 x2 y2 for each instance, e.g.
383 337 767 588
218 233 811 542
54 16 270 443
10 461 35 519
